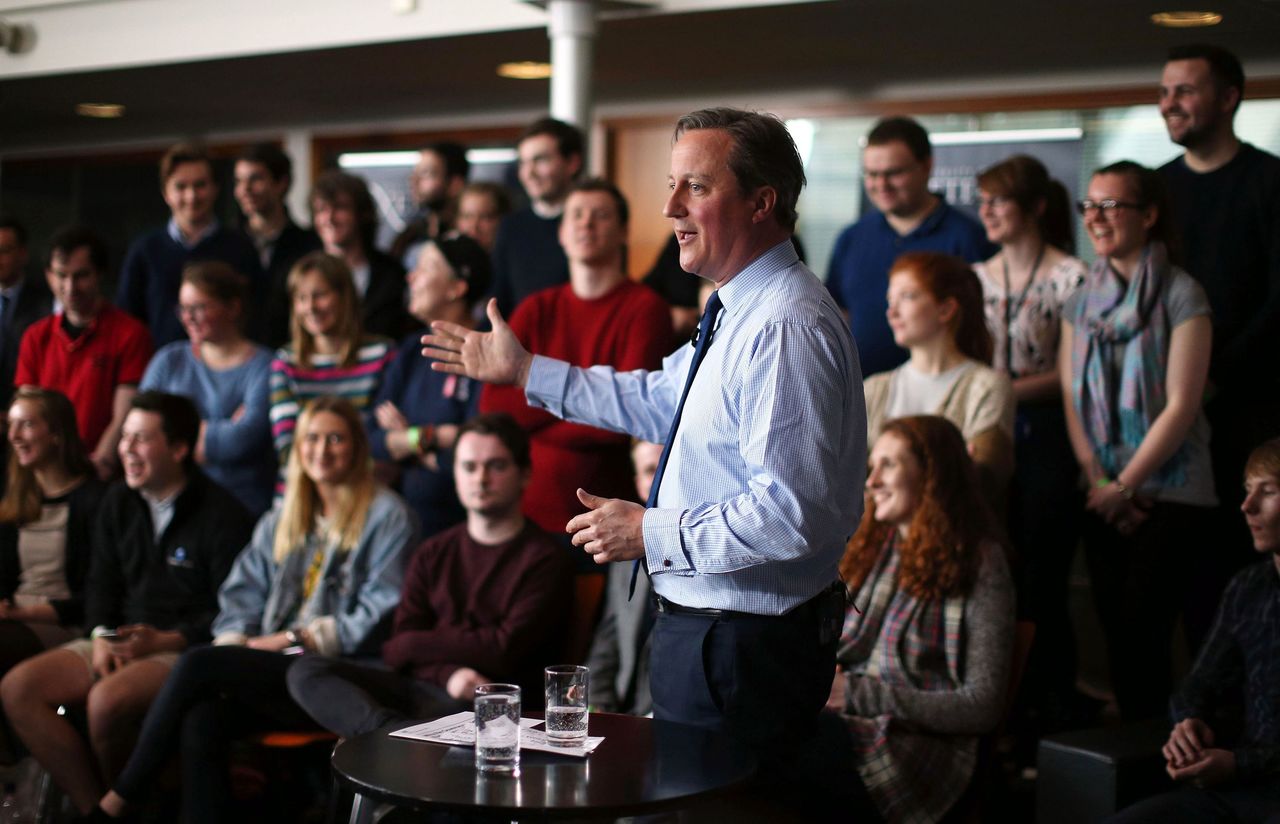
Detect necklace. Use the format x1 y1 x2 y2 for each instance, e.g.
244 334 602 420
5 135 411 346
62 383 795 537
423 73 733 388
1001 245 1046 376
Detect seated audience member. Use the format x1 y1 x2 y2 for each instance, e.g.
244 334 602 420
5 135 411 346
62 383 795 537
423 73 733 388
1106 437 1280 823
141 262 274 516
370 236 489 538
391 142 469 268
16 226 153 480
480 179 672 534
862 251 1015 508
269 252 394 486
491 118 584 316
0 392 253 816
0 388 107 763
827 415 1014 823
311 170 411 340
585 439 661 716
117 143 261 347
453 181 511 254
92 396 414 823
0 216 53 413
233 143 322 348
287 412 573 738
1062 161 1215 721
973 155 1089 725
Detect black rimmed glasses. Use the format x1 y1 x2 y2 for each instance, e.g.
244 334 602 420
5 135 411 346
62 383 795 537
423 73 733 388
1076 199 1145 217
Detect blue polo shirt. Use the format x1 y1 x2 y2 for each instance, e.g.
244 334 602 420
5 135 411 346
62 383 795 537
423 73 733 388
825 200 994 377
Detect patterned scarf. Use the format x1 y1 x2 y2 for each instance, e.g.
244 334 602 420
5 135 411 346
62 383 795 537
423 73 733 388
1069 241 1187 488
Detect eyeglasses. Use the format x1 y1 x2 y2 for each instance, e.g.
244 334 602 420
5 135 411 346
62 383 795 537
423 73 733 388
176 303 211 319
862 165 917 181
977 195 1013 210
1076 199 1145 217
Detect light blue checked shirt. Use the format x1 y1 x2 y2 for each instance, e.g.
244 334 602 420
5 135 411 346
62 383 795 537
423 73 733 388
525 240 866 615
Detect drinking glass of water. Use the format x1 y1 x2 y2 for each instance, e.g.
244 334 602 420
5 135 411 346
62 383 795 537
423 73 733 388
544 665 589 746
474 683 521 774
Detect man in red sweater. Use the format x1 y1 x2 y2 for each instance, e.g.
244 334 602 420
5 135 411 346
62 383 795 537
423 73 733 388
480 178 673 535
285 412 574 736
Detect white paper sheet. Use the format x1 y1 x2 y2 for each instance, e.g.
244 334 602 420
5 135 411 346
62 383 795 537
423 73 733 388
389 711 604 758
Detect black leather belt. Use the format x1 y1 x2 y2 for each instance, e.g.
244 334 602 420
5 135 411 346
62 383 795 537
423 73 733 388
654 582 843 622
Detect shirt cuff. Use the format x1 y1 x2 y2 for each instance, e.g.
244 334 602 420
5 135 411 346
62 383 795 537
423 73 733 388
524 355 571 415
643 507 693 575
213 632 248 647
306 615 340 657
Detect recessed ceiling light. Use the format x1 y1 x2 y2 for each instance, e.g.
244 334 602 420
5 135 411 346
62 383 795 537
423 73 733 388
497 61 552 80
75 103 125 118
1151 11 1222 27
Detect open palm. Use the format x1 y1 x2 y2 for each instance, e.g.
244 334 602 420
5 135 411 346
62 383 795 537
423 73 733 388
420 299 533 386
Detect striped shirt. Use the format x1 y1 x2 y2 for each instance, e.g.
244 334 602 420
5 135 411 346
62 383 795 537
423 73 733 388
525 240 865 614
269 338 395 459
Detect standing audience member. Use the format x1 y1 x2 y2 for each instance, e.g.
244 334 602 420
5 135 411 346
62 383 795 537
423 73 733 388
117 143 260 347
480 179 672 535
826 117 994 377
92 397 414 824
0 217 52 415
16 226 152 481
0 392 253 816
0 389 106 764
862 251 1015 510
311 171 411 340
269 252 395 486
826 415 1014 824
453 182 511 254
1061 161 1215 721
140 262 275 517
973 155 1088 724
491 118 584 316
233 143 322 348
370 236 488 538
287 412 573 738
1106 437 1280 823
391 142 469 268
1158 43 1280 650
585 439 661 716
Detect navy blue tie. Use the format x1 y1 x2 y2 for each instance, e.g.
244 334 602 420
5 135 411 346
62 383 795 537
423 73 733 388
630 290 723 599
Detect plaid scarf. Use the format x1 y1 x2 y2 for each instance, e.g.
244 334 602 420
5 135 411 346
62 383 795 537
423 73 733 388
1069 241 1187 487
839 535 975 824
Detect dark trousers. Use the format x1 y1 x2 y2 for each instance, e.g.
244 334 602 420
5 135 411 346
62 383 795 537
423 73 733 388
1107 781 1280 824
285 655 465 739
1009 402 1083 703
1082 502 1212 721
113 645 317 824
648 588 877 819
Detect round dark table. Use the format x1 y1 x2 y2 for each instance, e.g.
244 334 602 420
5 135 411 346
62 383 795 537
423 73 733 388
331 712 758 821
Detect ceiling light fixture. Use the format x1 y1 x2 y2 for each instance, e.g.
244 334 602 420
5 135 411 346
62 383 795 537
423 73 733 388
497 61 552 80
75 103 125 118
1150 11 1222 27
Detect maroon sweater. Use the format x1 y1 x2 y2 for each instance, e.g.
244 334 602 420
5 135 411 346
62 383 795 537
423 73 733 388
480 279 673 532
381 521 575 699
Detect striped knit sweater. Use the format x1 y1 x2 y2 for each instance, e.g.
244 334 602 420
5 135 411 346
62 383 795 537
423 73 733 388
269 337 395 465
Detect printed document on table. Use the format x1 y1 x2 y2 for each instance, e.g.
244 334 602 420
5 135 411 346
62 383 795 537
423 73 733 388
389 711 604 757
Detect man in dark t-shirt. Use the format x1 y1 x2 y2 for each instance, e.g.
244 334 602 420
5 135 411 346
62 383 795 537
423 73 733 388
1157 44 1280 648
285 413 575 737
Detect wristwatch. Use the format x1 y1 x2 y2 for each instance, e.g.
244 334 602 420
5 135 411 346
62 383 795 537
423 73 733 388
285 629 302 647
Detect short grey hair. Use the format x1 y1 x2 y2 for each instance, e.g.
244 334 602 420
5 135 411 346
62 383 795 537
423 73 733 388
673 107 805 232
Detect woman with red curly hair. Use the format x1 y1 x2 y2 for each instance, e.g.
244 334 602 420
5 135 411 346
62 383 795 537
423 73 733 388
827 415 1014 824
863 252 1015 511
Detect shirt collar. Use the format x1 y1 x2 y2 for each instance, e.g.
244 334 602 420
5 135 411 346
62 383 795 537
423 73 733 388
715 238 798 316
167 218 220 249
875 195 951 240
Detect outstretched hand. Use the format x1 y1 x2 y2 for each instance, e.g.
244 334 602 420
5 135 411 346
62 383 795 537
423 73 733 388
421 299 533 387
566 489 646 564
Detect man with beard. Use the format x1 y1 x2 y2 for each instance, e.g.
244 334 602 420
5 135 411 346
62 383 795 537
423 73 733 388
491 118 583 316
390 142 469 269
1158 44 1280 650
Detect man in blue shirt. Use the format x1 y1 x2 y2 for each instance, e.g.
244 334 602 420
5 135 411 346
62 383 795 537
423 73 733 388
424 109 866 790
826 117 994 376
